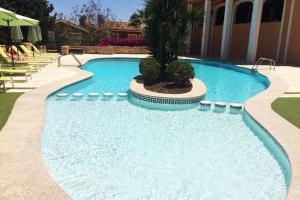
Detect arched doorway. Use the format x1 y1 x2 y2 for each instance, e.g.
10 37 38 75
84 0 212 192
209 5 225 57
257 0 284 60
262 0 284 22
229 1 253 60
215 6 225 25
235 1 253 24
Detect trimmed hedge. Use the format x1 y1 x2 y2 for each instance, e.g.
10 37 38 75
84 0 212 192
167 60 195 85
139 58 161 82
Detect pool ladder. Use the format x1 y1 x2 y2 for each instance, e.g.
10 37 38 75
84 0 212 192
252 58 276 71
58 53 82 67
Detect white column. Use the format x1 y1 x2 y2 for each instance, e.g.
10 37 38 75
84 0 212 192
275 0 287 62
246 0 264 63
201 0 211 57
283 0 295 64
220 0 233 60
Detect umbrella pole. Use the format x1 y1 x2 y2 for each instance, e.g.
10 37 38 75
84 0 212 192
6 20 15 66
6 21 10 62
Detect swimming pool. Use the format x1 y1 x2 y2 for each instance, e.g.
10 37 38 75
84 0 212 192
55 58 269 103
41 58 289 200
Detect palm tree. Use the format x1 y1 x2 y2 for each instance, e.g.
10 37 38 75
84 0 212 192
143 0 190 78
132 0 202 80
129 9 145 27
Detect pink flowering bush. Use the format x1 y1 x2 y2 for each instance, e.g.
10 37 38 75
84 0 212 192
100 38 147 47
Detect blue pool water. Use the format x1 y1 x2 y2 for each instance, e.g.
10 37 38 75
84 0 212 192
41 58 289 200
57 58 269 103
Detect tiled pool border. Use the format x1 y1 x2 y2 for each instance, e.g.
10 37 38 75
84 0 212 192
0 56 299 200
242 111 291 185
130 90 204 104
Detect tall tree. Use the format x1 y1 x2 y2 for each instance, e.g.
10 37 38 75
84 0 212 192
69 0 116 44
143 0 190 77
129 9 145 27
0 0 55 44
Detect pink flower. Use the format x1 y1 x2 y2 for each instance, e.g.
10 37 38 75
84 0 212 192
99 38 146 47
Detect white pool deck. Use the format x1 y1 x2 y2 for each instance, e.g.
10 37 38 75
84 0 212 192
236 64 300 96
0 54 300 200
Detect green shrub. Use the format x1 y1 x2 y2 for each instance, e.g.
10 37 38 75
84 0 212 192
167 60 195 86
139 58 161 82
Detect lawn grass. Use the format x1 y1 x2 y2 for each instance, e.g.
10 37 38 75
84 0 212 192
0 93 23 131
272 98 300 129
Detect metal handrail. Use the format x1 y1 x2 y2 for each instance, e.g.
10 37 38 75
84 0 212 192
252 57 276 71
58 53 82 67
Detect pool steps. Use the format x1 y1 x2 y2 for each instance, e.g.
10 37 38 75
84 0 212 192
88 93 99 97
56 92 128 101
199 100 212 107
230 103 244 110
56 93 68 97
199 100 244 113
215 102 227 107
72 93 84 98
56 93 243 112
104 92 113 97
118 93 128 97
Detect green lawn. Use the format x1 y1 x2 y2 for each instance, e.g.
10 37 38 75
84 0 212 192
0 93 23 131
272 98 300 129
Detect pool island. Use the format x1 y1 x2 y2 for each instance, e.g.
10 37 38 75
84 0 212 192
129 77 207 105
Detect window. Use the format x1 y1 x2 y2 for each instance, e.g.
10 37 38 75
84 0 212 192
215 6 225 25
235 2 253 24
128 34 138 39
262 0 284 22
47 31 56 49
47 31 55 42
68 33 82 45
110 33 119 38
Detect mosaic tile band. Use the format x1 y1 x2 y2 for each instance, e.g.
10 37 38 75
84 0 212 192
130 90 205 105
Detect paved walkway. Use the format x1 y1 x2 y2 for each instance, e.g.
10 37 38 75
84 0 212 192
256 65 300 96
234 64 300 97
6 61 78 91
275 66 300 93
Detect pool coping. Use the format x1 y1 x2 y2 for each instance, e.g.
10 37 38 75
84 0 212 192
0 56 299 200
243 69 300 200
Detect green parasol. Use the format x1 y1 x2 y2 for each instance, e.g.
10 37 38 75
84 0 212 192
0 7 40 63
10 26 23 42
0 7 17 26
37 26 42 41
0 7 36 26
28 26 42 56
16 14 39 26
28 26 39 43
